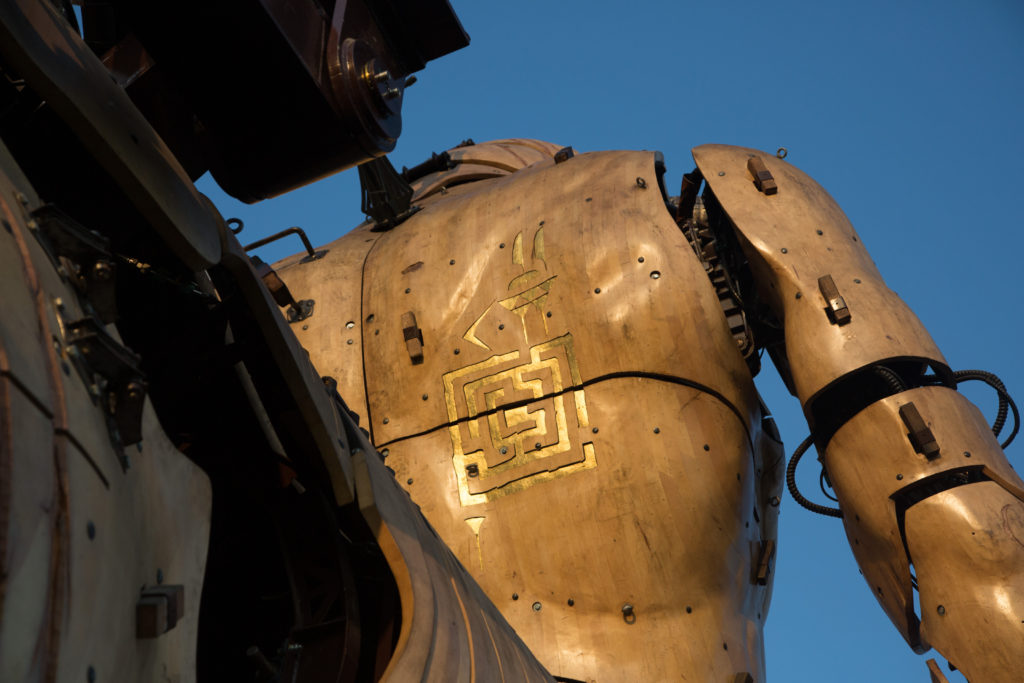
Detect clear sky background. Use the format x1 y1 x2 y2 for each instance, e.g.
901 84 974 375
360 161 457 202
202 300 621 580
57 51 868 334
199 2 1024 680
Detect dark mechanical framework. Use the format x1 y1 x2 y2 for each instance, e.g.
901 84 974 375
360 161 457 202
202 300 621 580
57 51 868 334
1 2 1022 682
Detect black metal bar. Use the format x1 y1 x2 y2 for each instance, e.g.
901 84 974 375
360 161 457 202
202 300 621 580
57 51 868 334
244 227 316 259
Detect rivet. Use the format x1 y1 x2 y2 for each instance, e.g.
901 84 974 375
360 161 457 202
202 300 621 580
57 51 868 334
816 229 823 235
498 324 505 330
937 604 946 615
963 451 972 458
592 427 599 434
703 444 710 451
685 606 692 613
499 243 505 249
638 256 645 263
366 314 375 323
404 288 411 294
512 593 519 600
449 259 455 265
568 598 575 606
407 478 413 485
534 442 542 450
500 446 508 455
723 643 728 651
301 324 308 330
375 330 379 335
421 394 428 400
718 171 726 176
87 521 95 539
795 292 802 299
346 321 355 328
156 569 164 584
585 197 592 202
594 287 601 294
546 311 552 318
736 473 741 481
346 339 354 345
454 348 460 355
770 496 781 507
87 666 96 683
383 417 390 424
621 603 636 623
532 601 542 611
896 473 903 480
636 177 647 189
780 248 788 254
854 278 862 284
381 449 390 457
466 464 479 477
653 427 660 434
650 271 661 279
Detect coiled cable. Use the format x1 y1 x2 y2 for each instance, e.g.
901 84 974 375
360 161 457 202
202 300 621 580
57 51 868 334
786 434 843 518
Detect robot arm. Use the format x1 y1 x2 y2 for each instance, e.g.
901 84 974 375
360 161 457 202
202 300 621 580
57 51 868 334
692 144 1024 681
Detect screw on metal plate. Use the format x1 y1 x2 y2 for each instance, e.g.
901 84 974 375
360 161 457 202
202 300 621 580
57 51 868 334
286 299 315 323
621 603 636 624
650 271 661 279
937 604 946 615
532 601 542 612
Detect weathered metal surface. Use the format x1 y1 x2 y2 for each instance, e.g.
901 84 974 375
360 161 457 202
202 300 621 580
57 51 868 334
0 142 212 683
349 431 554 682
361 149 759 447
694 143 947 406
823 386 1024 655
281 141 784 681
906 481 1024 683
380 379 781 681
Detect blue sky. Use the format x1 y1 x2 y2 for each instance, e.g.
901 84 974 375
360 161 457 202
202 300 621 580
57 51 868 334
200 2 1024 679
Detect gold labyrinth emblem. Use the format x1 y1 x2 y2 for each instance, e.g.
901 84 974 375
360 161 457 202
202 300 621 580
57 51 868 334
443 334 596 506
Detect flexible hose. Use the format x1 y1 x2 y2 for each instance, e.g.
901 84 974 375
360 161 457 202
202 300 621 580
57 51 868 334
872 365 907 394
786 434 843 518
953 369 1019 448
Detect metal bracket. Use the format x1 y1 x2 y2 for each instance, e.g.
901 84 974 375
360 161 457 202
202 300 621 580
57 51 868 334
401 311 424 364
746 155 778 195
755 538 776 585
899 402 940 459
65 317 147 445
136 584 185 638
818 274 851 325
31 204 119 323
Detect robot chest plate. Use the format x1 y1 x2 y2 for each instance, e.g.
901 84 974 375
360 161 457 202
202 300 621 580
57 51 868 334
362 150 758 458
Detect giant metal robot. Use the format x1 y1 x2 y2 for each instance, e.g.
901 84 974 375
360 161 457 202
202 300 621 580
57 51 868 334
0 1 1021 682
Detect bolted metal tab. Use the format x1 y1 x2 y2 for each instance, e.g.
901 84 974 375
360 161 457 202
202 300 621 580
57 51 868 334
899 402 940 459
401 311 424 364
746 156 778 195
818 274 851 325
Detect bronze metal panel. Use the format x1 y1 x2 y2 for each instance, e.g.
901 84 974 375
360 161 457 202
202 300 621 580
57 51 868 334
275 223 383 423
823 386 1024 649
383 378 771 682
906 481 1024 683
0 0 221 269
362 149 758 446
0 379 57 683
693 144 946 405
351 445 553 682
57 402 212 682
